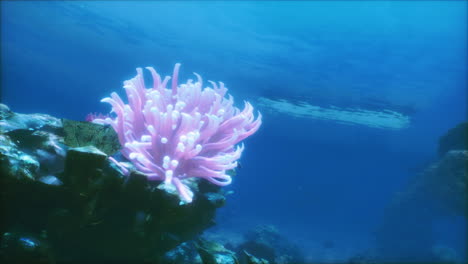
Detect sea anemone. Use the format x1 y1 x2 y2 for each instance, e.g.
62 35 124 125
93 64 261 203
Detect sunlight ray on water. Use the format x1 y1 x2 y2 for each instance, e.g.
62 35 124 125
257 97 410 130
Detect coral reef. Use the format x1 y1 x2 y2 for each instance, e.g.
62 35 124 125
0 105 238 263
234 225 304 264
162 224 305 264
373 122 467 263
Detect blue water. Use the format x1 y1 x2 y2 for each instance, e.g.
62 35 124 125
1 1 466 262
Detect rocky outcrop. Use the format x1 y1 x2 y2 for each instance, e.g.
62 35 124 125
0 104 229 263
373 122 467 263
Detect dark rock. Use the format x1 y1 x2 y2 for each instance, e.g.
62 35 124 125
438 122 468 157
63 145 108 193
237 225 305 264
374 123 468 262
0 231 54 264
162 241 202 264
195 238 239 264
6 129 51 150
0 105 230 262
243 250 269 264
422 150 468 215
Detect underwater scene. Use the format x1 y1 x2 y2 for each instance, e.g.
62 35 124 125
0 1 466 264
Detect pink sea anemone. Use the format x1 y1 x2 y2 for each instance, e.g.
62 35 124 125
85 112 110 122
93 64 261 203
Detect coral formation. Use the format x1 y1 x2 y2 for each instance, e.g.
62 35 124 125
0 105 237 262
374 122 468 262
93 64 261 203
